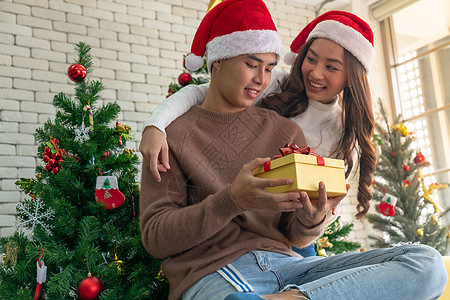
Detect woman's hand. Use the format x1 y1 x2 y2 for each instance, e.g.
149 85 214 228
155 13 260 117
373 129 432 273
230 157 303 212
139 126 170 182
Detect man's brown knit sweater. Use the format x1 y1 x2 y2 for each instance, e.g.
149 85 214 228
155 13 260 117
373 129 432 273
140 105 326 300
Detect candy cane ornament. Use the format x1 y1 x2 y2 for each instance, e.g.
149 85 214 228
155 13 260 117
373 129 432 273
34 249 47 300
83 104 94 133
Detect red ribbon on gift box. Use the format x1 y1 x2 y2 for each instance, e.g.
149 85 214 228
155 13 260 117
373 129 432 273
264 143 325 171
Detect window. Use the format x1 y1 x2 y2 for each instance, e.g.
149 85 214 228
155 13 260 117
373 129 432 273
374 0 450 217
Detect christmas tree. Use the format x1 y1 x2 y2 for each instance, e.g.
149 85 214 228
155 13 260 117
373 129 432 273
314 217 361 257
367 100 450 255
164 0 217 98
166 55 209 98
0 43 168 299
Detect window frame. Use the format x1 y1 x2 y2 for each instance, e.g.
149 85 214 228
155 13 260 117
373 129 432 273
375 3 450 179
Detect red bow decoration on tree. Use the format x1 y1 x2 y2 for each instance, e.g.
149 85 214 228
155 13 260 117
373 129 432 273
42 139 68 174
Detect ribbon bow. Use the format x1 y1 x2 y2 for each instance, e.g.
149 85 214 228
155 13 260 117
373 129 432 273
274 143 317 159
46 138 67 157
264 144 325 172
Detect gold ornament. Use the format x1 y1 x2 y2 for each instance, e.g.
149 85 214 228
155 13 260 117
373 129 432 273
125 148 135 155
447 232 450 240
315 237 332 257
430 215 439 226
36 172 42 180
3 240 19 267
416 228 424 237
317 248 327 257
317 237 333 249
116 124 131 133
109 253 126 275
156 269 167 281
418 171 447 213
390 123 410 136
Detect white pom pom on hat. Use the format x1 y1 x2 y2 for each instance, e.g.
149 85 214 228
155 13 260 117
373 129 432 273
285 10 374 72
185 53 204 72
184 0 284 72
283 51 297 66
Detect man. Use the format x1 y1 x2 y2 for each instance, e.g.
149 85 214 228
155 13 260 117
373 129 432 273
139 1 339 299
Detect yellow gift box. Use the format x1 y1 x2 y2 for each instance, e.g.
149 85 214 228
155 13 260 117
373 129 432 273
253 153 347 199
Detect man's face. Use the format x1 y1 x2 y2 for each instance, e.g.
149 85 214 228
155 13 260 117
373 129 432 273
212 53 277 113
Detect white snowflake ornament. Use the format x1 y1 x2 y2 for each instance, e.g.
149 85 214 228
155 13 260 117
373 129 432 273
16 197 54 236
74 123 90 142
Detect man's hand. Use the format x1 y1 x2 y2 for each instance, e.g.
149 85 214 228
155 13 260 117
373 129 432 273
139 126 170 182
230 157 303 212
297 182 350 228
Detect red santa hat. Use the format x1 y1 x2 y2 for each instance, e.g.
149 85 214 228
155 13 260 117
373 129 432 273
185 0 284 72
284 10 374 72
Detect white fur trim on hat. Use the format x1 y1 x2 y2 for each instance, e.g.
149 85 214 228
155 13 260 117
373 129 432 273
307 20 374 71
205 29 284 72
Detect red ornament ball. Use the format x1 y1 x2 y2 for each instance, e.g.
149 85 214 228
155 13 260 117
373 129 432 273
67 63 87 82
414 151 427 164
403 165 410 172
78 275 104 300
178 72 192 86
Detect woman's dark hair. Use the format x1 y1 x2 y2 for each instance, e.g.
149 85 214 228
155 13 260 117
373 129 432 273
261 38 376 220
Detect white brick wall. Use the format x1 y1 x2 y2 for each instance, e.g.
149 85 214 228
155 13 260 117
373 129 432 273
0 0 372 249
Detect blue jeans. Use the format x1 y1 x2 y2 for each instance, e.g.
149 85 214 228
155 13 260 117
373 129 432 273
182 244 447 300
292 243 316 257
